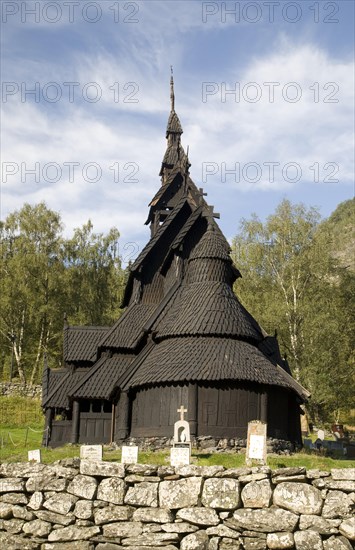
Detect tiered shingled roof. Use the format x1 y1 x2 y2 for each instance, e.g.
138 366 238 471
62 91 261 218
43 73 309 411
123 337 308 399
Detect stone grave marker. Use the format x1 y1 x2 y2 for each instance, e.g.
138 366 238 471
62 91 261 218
173 405 191 446
80 444 103 461
246 420 267 465
171 404 191 466
121 445 139 464
170 446 190 467
28 449 41 463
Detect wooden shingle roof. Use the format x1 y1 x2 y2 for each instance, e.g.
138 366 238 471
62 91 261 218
155 281 263 342
42 369 85 409
43 79 309 411
98 304 156 350
69 354 133 400
166 110 183 135
125 336 308 398
130 197 191 273
190 226 231 261
63 326 108 362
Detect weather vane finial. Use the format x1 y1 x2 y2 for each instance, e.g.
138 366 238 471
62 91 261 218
170 66 175 111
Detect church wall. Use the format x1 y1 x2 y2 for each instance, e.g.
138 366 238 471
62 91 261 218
129 382 301 444
49 420 72 448
267 386 291 440
130 384 189 437
197 383 260 438
77 400 112 445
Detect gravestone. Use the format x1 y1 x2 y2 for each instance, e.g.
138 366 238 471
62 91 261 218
28 449 41 463
173 405 191 445
170 446 190 467
246 420 267 465
121 445 138 464
80 444 103 461
171 405 191 466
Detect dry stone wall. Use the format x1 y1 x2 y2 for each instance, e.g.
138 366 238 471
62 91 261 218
0 459 354 550
0 383 42 399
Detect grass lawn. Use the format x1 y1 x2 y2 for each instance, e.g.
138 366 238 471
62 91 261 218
1 397 354 469
1 425 354 469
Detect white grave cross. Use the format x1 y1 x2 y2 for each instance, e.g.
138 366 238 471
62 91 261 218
177 405 187 421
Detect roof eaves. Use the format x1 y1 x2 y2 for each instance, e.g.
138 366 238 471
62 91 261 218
118 341 156 392
42 370 71 408
68 354 107 398
274 363 310 400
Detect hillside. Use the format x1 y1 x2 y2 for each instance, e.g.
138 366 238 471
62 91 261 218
318 198 355 271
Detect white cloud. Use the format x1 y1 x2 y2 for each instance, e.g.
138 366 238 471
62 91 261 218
1 27 354 259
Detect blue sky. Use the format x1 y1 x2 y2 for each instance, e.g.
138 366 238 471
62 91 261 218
1 0 354 261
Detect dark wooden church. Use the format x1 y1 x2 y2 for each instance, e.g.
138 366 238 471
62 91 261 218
42 76 309 448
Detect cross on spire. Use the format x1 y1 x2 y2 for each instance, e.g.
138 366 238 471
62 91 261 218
206 204 220 220
198 187 208 206
177 405 187 421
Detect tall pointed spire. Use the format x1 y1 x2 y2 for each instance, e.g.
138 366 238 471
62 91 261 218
170 65 175 112
160 69 186 183
166 67 183 138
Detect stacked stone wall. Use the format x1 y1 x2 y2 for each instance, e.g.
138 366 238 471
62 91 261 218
0 460 354 550
0 383 42 399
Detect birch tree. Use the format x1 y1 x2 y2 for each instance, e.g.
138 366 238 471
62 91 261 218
231 199 354 422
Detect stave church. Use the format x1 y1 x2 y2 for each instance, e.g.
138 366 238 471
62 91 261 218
42 75 309 448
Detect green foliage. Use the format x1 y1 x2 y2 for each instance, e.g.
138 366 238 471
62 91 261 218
232 199 355 424
318 198 355 271
0 203 126 384
0 397 44 427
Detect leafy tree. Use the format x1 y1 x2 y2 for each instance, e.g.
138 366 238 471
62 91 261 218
63 221 124 325
0 203 64 383
0 203 125 384
231 199 354 423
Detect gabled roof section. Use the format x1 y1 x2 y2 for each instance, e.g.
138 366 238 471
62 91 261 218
258 335 292 375
170 206 203 251
42 369 85 409
63 326 108 363
130 196 192 273
98 304 157 350
69 354 133 400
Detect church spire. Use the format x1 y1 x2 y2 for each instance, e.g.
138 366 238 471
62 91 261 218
160 69 186 183
170 66 175 112
166 68 183 138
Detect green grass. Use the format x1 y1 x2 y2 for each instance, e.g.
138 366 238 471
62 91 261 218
1 397 354 468
0 397 44 427
0 427 354 469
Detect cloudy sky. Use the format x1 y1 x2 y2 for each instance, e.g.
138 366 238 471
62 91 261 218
1 0 354 262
